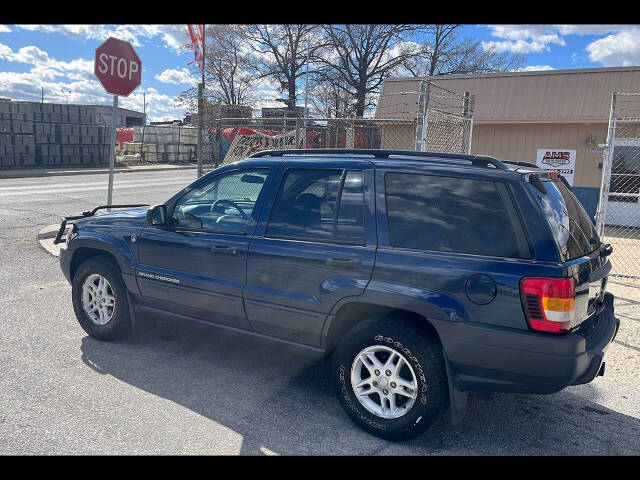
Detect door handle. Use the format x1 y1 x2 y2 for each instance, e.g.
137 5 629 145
210 245 238 255
326 257 360 268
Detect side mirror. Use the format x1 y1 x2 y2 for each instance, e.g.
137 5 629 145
147 204 167 226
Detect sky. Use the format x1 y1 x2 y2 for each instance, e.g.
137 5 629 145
0 24 639 122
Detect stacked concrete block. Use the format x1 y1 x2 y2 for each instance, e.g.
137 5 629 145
0 100 108 168
131 125 198 163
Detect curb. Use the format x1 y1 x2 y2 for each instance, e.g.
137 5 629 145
37 224 60 240
1 164 196 179
37 224 62 258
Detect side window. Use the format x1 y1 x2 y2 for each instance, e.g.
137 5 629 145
171 168 268 233
266 169 365 244
385 173 528 258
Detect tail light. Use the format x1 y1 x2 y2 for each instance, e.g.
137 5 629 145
521 277 575 333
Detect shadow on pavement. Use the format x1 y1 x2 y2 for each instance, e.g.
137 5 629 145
80 318 640 455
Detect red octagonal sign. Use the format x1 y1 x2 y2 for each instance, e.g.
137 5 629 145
94 37 142 97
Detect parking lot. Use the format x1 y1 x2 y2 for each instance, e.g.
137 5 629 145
0 169 639 455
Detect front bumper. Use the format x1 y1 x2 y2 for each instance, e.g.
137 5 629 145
436 292 620 394
59 243 73 285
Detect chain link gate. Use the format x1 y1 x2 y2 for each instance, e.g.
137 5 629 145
596 92 640 280
415 80 474 154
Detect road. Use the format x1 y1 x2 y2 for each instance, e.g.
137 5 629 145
0 169 639 455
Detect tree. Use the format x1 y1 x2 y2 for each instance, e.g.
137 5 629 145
402 25 525 77
307 72 353 118
244 24 322 116
313 24 422 117
176 24 256 113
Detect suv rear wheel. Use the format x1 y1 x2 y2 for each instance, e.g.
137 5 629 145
332 316 448 441
72 255 131 340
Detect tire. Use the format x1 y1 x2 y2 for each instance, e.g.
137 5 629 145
71 255 131 340
331 316 448 441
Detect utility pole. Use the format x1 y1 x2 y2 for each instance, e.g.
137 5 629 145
41 87 44 103
60 89 70 105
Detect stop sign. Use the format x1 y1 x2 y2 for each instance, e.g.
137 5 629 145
94 37 142 97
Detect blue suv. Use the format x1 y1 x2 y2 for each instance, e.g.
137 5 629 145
57 149 619 441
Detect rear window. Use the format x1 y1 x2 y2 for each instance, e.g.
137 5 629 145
385 173 530 258
527 180 600 261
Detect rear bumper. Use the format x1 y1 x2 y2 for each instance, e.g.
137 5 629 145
437 292 619 394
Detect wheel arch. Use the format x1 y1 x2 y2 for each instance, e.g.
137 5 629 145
323 301 443 354
70 247 121 280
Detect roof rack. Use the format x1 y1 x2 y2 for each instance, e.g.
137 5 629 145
249 149 508 169
501 160 540 169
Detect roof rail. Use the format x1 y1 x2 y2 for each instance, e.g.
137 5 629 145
249 149 508 169
501 160 540 169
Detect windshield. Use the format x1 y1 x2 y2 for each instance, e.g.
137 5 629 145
528 180 600 261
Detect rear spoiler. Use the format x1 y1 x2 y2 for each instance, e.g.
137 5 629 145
523 170 573 194
53 204 149 245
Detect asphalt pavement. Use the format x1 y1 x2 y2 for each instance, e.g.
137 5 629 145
0 168 638 455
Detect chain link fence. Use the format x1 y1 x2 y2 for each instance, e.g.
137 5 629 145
596 92 640 280
198 117 417 175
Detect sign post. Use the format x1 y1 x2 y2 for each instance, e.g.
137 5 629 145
107 95 118 206
94 37 142 207
188 25 205 177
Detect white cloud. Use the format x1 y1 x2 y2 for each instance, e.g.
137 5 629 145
0 25 11 33
0 42 187 122
0 43 94 77
119 87 187 123
586 27 640 66
155 68 196 85
483 25 640 67
515 65 555 72
13 24 189 52
555 25 622 36
482 25 566 54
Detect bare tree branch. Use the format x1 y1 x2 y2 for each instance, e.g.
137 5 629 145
243 24 325 115
402 25 526 77
176 25 257 113
313 24 422 117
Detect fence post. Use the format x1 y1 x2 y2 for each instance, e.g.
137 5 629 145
196 82 203 178
417 80 430 152
215 119 221 168
347 119 355 148
596 92 618 237
463 91 472 154
177 125 181 164
141 122 145 163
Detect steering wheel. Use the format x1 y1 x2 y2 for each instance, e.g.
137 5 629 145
210 199 248 220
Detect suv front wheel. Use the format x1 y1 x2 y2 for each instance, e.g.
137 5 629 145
332 316 448 441
72 255 131 340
